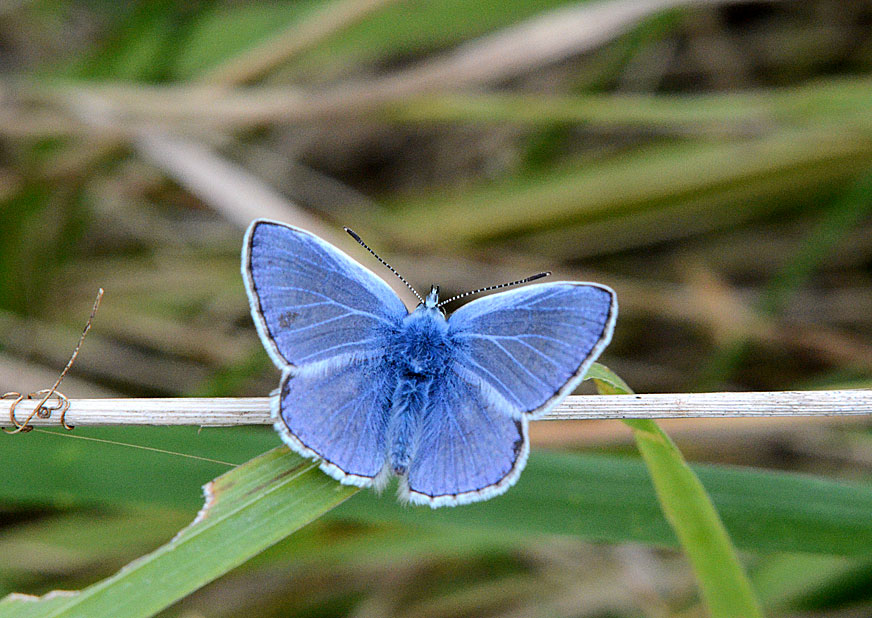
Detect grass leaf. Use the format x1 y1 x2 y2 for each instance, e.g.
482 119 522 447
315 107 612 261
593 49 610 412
3 423 872 555
0 447 356 618
590 364 763 618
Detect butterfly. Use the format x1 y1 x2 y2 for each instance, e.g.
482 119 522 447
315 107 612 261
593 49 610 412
242 219 617 508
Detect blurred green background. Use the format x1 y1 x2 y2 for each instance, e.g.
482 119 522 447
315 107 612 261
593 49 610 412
2 0 872 616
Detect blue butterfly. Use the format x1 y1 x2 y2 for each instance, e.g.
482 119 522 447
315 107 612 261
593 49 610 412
242 219 617 508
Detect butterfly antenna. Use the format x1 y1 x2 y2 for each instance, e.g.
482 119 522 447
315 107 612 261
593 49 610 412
437 272 551 308
344 228 424 304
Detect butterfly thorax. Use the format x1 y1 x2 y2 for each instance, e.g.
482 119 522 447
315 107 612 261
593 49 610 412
394 300 449 377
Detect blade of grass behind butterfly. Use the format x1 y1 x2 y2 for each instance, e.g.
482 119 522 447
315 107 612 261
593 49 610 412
698 169 872 389
587 362 763 618
0 447 357 618
370 127 872 254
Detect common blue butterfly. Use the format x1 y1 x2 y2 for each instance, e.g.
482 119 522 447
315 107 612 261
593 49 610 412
242 219 617 508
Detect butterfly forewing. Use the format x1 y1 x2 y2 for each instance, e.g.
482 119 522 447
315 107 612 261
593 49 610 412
243 220 407 368
244 219 406 485
448 282 617 418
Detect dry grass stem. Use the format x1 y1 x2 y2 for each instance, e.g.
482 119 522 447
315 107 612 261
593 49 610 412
2 390 869 428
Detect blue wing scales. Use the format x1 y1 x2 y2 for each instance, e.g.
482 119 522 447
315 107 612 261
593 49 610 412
243 219 408 484
448 282 616 418
404 372 528 507
243 219 407 368
275 359 395 485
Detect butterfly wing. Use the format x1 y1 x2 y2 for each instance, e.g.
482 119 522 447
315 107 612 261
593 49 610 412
448 282 617 418
243 219 408 485
404 372 528 507
242 219 407 368
275 360 397 486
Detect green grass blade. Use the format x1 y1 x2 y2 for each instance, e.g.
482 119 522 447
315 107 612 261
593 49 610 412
0 447 357 618
337 449 872 556
371 128 872 253
590 364 763 618
751 553 856 612
3 420 872 555
0 426 274 510
585 361 634 393
384 77 872 128
288 0 592 74
173 2 323 79
629 424 764 617
0 595 76 618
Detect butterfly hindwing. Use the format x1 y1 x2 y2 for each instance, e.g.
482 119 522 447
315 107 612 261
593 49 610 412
448 282 617 418
276 359 396 485
404 371 528 507
243 219 407 368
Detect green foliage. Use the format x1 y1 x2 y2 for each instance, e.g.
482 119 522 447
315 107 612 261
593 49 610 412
700 170 872 387
287 0 583 73
4 427 871 615
0 448 356 617
174 2 323 78
373 126 872 252
2 418 872 558
592 364 762 617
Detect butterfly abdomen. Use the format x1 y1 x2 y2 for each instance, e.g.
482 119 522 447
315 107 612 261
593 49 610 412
386 375 429 475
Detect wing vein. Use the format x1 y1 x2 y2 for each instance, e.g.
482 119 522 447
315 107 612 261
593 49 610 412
295 338 381 363
456 353 526 409
481 337 552 390
265 286 396 327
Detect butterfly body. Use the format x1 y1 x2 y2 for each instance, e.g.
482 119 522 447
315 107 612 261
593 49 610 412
386 285 466 477
243 219 617 507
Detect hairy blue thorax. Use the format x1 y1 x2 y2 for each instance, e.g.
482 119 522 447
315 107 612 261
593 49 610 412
392 285 450 377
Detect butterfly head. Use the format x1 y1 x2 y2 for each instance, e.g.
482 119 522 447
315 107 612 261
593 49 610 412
423 285 440 311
